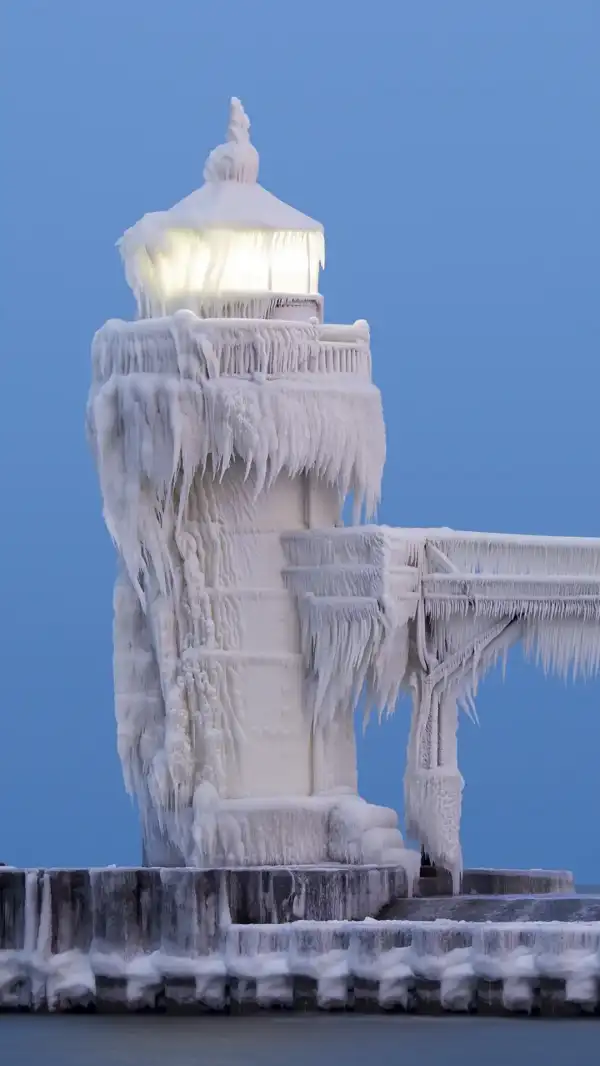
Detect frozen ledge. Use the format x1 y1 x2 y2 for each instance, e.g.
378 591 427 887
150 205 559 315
0 865 410 953
3 919 600 1014
416 867 574 899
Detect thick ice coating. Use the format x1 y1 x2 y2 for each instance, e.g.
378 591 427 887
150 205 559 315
87 304 415 871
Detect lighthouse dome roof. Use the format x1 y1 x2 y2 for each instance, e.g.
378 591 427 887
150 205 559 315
118 99 324 317
120 98 323 255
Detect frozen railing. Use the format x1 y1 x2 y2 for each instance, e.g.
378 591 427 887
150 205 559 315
316 320 371 377
424 573 600 621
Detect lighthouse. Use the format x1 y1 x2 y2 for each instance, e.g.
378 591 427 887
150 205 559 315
89 98 600 890
88 98 413 875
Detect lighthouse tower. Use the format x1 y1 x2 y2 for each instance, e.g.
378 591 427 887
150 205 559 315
88 99 414 875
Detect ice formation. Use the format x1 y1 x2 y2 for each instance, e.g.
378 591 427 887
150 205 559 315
89 96 600 885
3 870 600 1013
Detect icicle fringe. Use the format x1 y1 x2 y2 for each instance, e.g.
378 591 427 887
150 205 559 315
282 527 419 727
88 374 384 586
404 769 464 891
425 575 600 622
524 620 600 681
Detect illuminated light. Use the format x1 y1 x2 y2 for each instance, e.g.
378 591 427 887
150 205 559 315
147 228 323 298
120 99 325 318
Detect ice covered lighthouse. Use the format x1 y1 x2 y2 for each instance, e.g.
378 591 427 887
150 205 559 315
88 98 600 887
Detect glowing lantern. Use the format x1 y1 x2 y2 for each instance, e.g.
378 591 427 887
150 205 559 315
119 98 325 319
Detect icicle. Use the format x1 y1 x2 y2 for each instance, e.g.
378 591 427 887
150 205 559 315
296 596 385 725
113 567 165 798
425 574 600 622
281 525 419 727
88 372 385 590
102 471 249 854
288 595 416 727
524 619 600 681
404 768 464 889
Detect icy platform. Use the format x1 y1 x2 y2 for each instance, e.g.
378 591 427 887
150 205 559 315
4 910 600 1015
0 864 408 945
418 867 574 898
3 865 598 1015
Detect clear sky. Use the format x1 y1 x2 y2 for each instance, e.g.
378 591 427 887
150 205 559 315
1 1 599 880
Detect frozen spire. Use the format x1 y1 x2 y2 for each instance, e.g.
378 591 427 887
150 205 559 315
203 97 259 184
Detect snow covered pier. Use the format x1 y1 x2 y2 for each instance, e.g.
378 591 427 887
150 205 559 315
4 906 600 1015
2 866 597 1015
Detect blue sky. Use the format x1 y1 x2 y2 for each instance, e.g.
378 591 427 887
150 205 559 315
1 1 599 879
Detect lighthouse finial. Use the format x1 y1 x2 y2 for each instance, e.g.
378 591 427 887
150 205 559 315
228 98 251 144
204 97 259 184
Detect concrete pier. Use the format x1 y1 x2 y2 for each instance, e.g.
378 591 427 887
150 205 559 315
2 865 595 1016
0 865 409 957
